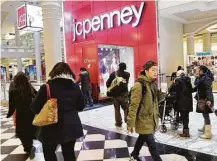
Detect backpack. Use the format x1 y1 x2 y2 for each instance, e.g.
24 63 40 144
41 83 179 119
129 78 147 116
107 72 127 97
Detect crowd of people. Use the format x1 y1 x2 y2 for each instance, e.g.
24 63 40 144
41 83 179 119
6 60 216 161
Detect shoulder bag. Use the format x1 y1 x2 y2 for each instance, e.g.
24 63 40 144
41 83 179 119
197 89 207 112
32 84 58 126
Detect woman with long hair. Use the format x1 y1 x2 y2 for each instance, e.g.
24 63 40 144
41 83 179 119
7 72 37 159
30 62 85 161
194 66 214 139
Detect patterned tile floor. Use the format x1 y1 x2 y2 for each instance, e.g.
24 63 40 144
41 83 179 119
0 94 217 161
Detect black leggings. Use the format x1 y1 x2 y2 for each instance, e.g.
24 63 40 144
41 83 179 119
202 113 211 125
42 140 76 161
180 111 189 129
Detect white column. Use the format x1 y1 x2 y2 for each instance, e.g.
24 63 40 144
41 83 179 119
34 32 42 83
203 33 211 52
17 58 22 72
14 23 21 46
15 23 22 71
41 1 62 79
187 34 195 55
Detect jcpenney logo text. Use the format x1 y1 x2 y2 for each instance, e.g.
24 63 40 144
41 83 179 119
72 2 145 41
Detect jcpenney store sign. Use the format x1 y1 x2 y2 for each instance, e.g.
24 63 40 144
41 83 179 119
72 2 145 41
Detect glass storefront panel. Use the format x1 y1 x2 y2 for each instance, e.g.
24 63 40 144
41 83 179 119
98 44 135 98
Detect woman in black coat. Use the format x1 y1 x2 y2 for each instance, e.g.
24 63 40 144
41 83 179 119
194 66 214 139
7 72 37 159
30 62 85 161
169 70 193 137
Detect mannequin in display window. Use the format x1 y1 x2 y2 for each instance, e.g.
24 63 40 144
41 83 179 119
111 57 118 73
100 58 109 96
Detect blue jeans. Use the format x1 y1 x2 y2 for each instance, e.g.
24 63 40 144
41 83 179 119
131 134 162 161
82 89 93 106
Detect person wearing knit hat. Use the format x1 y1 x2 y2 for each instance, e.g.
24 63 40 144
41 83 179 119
194 65 214 139
127 60 162 161
176 70 185 78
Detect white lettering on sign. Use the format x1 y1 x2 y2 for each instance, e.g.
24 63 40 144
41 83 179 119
72 2 145 41
18 14 26 28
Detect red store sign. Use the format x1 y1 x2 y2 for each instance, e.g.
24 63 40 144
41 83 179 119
64 1 158 101
17 4 27 30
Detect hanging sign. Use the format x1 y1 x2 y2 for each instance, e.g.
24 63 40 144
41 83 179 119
17 4 43 32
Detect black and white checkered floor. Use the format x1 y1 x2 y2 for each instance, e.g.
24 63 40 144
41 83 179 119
1 107 217 161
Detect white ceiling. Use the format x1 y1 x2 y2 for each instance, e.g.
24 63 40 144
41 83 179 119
1 0 217 39
1 1 40 36
158 0 217 24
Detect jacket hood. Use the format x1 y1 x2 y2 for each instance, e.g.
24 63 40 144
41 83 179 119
138 73 154 83
179 76 191 83
81 71 89 76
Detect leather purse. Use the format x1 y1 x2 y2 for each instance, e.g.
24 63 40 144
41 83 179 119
197 99 207 112
32 84 58 127
197 89 207 112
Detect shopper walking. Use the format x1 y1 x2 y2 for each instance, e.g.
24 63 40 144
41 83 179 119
106 62 130 128
7 72 37 159
30 62 85 161
127 61 162 161
194 65 214 139
169 70 193 137
77 67 93 107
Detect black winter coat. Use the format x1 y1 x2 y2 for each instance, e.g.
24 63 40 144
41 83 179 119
77 71 91 91
194 75 214 113
30 78 85 144
169 76 193 112
7 82 37 139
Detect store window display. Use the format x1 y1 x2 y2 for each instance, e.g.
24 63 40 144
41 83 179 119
98 45 135 98
99 48 120 97
0 66 7 82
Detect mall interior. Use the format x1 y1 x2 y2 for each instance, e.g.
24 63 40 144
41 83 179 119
1 1 217 161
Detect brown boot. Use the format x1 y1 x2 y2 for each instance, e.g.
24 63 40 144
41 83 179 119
179 129 190 137
200 125 212 139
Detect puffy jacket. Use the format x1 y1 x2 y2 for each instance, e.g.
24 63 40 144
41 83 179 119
127 74 161 134
194 74 214 113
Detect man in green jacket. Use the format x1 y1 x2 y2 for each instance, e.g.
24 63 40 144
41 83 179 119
127 61 162 161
